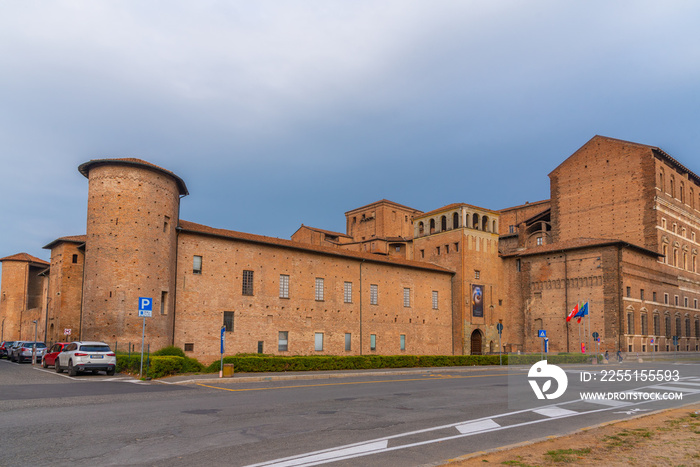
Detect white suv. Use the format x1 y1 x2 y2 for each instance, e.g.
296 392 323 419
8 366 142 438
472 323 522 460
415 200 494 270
55 341 117 376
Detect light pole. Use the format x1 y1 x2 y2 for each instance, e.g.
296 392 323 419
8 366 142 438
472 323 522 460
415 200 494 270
32 320 38 365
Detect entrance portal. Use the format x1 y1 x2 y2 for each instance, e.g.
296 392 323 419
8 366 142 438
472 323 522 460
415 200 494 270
470 329 483 355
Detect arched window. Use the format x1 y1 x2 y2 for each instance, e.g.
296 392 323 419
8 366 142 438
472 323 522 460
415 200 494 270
680 182 685 203
673 248 678 267
482 215 489 232
453 212 459 229
692 254 697 273
418 222 424 236
683 252 688 270
653 313 660 335
662 244 668 263
430 219 436 234
676 316 682 336
665 315 671 338
691 188 695 209
670 176 675 198
441 215 447 231
493 220 497 233
473 213 480 230
695 318 699 338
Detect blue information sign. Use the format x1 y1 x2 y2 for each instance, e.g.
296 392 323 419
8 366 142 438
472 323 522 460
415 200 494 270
138 297 153 318
538 329 546 338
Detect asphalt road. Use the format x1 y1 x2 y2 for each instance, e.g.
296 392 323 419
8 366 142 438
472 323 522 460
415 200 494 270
1 356 699 466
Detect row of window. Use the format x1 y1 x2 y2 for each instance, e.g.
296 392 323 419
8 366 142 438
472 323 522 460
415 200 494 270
195 257 440 309
626 313 700 338
281 331 406 352
625 287 699 309
660 218 697 242
219 319 408 352
660 244 698 272
658 168 699 209
416 213 498 236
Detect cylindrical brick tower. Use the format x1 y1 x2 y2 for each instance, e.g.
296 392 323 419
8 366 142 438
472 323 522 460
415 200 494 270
78 158 188 350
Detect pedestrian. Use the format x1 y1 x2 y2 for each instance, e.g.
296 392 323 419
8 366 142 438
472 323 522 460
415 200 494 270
604 350 609 361
617 349 623 363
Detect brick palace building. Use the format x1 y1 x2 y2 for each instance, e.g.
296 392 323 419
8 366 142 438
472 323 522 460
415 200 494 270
1 136 698 362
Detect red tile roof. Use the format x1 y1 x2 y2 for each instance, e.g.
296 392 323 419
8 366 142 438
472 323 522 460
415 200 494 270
501 237 660 258
78 158 189 195
418 202 499 218
0 253 49 265
178 220 454 274
43 235 87 250
294 225 352 239
345 199 422 215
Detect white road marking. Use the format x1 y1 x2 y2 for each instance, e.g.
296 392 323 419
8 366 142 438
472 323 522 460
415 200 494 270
647 385 700 393
247 441 389 467
455 419 500 434
533 407 578 418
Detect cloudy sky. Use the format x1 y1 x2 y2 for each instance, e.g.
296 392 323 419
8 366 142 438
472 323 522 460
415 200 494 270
1 1 700 262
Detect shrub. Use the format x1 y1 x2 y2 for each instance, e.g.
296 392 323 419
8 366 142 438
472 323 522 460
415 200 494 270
153 346 186 358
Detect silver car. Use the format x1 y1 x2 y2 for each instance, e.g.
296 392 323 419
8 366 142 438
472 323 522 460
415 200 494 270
55 341 117 376
12 341 47 363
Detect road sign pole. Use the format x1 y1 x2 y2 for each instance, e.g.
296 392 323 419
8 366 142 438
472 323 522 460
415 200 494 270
498 332 502 366
140 317 145 378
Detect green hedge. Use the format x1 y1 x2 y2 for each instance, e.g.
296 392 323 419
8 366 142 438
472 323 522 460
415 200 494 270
116 355 205 379
205 353 589 373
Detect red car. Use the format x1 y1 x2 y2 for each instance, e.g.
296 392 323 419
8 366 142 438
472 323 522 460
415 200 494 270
42 342 70 368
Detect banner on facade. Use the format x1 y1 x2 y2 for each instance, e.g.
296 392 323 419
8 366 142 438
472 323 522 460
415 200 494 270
472 284 484 317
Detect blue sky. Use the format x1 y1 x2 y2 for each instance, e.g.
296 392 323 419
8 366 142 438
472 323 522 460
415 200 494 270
2 1 700 262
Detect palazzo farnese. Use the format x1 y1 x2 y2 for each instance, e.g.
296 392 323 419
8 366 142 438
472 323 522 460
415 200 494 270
1 136 699 363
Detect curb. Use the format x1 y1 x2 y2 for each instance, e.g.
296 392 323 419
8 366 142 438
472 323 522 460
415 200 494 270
156 365 510 385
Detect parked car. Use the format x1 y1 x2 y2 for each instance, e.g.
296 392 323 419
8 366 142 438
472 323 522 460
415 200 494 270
42 342 70 368
13 342 47 363
0 341 15 359
55 341 116 376
8 341 25 362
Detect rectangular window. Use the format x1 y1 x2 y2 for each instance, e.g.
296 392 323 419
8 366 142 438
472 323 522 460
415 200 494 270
279 274 289 298
695 299 698 309
370 334 376 351
344 282 353 303
684 297 688 307
509 225 515 234
223 311 234 332
242 270 254 296
370 284 378 305
627 313 634 334
345 333 351 351
675 295 679 306
640 289 644 301
626 287 631 298
436 246 441 255
193 255 202 274
403 288 411 307
315 278 324 301
314 332 324 351
420 249 425 259
664 293 669 304
400 334 406 351
278 331 288 352
184 343 194 352
653 292 657 302
72 254 78 264
536 237 543 245
454 242 459 252
516 259 521 272
653 315 660 336
475 270 480 280
432 291 438 310
160 291 168 315
445 244 450 254
641 314 647 335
